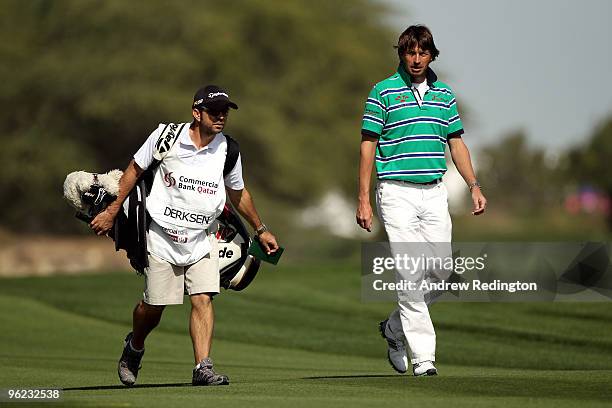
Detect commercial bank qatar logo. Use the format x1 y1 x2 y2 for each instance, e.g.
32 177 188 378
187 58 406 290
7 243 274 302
163 172 176 187
161 172 218 194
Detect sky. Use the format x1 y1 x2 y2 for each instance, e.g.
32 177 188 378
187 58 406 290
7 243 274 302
382 0 612 152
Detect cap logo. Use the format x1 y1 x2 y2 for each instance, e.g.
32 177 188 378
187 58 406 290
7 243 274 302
193 98 204 106
208 92 228 98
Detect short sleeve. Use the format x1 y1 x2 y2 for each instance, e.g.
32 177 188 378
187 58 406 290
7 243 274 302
224 153 245 190
361 86 386 137
447 91 464 138
133 125 163 170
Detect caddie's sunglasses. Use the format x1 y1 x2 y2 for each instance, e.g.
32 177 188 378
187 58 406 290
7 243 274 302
202 107 229 117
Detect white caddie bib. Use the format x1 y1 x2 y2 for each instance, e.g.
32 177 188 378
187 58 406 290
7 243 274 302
146 133 228 265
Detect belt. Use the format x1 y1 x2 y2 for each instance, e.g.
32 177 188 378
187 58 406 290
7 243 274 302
391 178 442 186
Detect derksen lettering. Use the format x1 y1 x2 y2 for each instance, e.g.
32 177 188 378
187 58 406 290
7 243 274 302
163 206 212 225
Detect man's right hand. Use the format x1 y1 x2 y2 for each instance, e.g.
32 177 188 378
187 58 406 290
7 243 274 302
90 207 117 236
356 200 373 232
357 134 377 233
88 160 142 236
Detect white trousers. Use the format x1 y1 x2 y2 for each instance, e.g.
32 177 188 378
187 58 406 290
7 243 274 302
375 179 452 364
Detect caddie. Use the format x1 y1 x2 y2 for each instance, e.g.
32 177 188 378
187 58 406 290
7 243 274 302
356 25 486 376
90 85 279 386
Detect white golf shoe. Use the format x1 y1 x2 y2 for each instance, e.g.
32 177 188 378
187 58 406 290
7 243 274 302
378 319 408 373
413 360 437 376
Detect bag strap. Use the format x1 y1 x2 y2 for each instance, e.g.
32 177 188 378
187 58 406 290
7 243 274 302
144 124 240 192
223 134 240 177
153 123 185 161
141 122 186 193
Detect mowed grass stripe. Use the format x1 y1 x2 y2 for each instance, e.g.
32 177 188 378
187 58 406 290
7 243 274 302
1 269 611 369
1 267 612 407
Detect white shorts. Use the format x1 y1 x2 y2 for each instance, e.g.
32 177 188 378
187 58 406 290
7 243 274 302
143 237 220 305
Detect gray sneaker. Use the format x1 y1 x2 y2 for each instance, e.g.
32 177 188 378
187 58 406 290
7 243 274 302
118 332 144 386
379 319 408 373
192 358 229 386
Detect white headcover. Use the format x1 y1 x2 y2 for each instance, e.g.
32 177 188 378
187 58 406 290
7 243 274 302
63 169 123 212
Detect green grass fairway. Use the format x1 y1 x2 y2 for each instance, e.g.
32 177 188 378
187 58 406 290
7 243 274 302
1 264 611 407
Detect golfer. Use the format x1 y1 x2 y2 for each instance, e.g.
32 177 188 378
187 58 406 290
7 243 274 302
356 25 486 376
90 85 278 386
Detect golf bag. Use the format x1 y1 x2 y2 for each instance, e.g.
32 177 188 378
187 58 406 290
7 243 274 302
63 123 261 290
215 205 261 290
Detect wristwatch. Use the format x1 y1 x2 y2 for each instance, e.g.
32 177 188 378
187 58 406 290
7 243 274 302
468 181 481 191
256 224 268 235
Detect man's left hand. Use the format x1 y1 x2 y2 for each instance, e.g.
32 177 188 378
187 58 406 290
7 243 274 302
258 231 279 254
471 188 487 215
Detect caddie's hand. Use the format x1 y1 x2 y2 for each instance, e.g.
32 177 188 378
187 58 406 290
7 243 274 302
471 188 487 216
258 231 279 255
356 200 373 232
90 208 116 236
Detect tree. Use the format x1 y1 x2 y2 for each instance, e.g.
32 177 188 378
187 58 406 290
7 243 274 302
477 131 566 212
567 116 612 229
0 0 397 232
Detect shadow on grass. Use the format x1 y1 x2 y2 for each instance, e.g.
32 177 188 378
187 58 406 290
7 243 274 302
302 374 612 402
64 383 192 391
303 374 399 379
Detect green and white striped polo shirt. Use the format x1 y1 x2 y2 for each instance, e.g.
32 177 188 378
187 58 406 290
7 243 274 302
361 64 464 183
